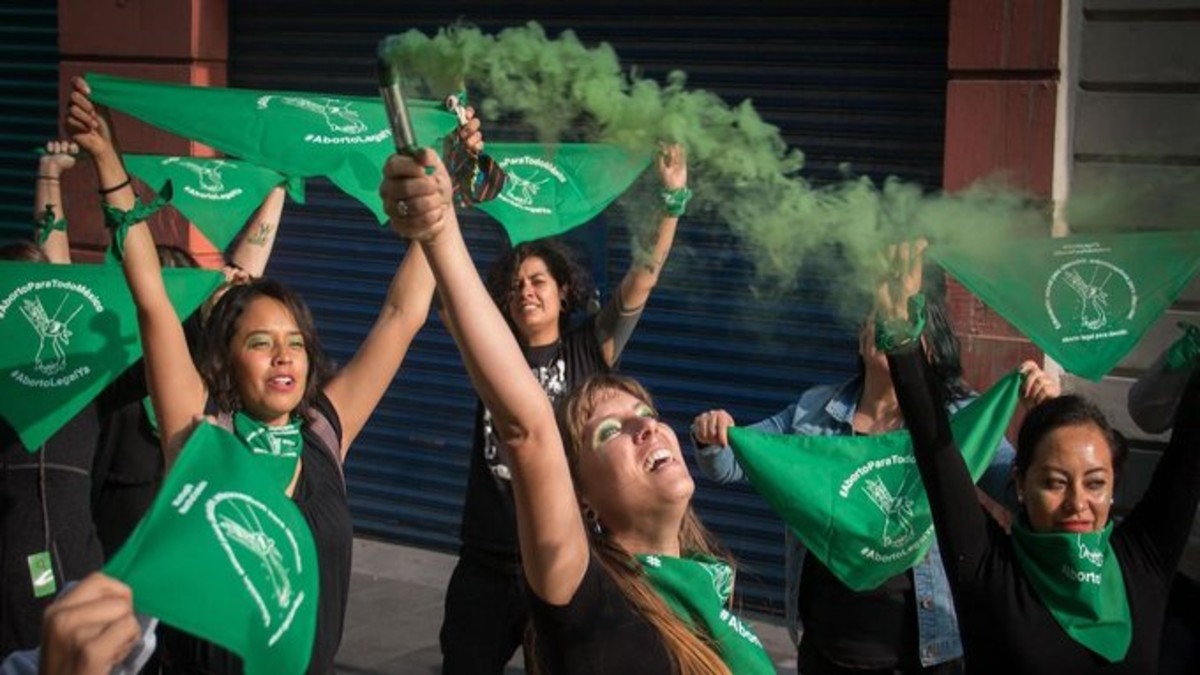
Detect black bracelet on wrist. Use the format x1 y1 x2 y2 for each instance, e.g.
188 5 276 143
37 175 59 181
98 177 132 195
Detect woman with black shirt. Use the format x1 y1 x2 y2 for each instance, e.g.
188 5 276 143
878 241 1200 675
384 148 773 675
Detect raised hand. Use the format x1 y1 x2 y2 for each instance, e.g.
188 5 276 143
38 573 140 675
656 143 687 191
691 409 735 447
875 239 928 323
40 140 79 178
1018 360 1062 407
64 76 116 159
381 148 454 243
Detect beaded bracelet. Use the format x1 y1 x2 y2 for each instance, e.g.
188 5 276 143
661 186 692 217
875 293 927 352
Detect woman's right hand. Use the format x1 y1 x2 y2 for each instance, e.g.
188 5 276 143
64 76 115 158
381 148 454 243
1019 360 1061 407
691 409 736 447
38 573 140 675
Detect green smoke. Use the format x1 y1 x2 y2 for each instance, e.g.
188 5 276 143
380 22 1052 315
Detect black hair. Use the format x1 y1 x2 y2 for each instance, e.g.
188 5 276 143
485 239 594 336
1016 394 1128 479
198 278 333 414
0 240 49 262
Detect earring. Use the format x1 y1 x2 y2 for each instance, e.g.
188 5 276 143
1016 492 1024 504
583 507 603 535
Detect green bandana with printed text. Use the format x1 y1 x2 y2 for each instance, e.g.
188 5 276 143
234 411 303 490
105 422 318 675
0 263 222 450
86 73 458 224
728 371 1022 591
477 143 652 244
1010 521 1131 662
124 155 299 252
934 231 1200 381
637 554 775 675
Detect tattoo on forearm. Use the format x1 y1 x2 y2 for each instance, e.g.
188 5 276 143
247 221 274 246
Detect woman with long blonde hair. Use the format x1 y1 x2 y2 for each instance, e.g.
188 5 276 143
382 148 773 674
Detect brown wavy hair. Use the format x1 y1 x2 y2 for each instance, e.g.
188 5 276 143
197 278 333 415
526 373 734 675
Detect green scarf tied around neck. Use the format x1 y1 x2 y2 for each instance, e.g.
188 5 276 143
637 554 776 674
1010 521 1132 662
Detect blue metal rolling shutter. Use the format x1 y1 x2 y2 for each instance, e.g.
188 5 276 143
0 2 58 240
229 0 948 613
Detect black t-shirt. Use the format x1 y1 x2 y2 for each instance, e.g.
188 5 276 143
1 404 104 657
91 362 162 559
459 315 609 557
160 394 353 675
797 552 918 668
526 555 672 674
891 349 1200 675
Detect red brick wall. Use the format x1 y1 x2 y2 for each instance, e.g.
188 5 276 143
57 0 227 264
944 0 1060 391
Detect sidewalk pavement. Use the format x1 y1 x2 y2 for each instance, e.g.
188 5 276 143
336 537 797 674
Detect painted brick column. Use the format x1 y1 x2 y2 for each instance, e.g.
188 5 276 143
57 0 227 264
943 0 1060 390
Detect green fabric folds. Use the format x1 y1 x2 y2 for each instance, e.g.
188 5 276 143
637 554 775 674
1010 522 1131 662
728 371 1022 592
1165 322 1200 372
102 183 173 264
86 73 458 224
233 411 303 490
933 231 1200 381
124 155 296 252
105 422 318 675
0 262 223 451
476 143 652 244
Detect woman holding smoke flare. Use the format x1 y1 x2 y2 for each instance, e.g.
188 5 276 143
64 75 481 675
439 144 690 673
877 241 1200 674
384 148 773 674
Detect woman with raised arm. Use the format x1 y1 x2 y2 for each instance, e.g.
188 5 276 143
878 241 1200 674
64 75 475 674
384 149 772 675
32 139 78 264
440 145 690 674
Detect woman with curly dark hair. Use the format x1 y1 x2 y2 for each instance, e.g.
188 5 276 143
440 145 691 673
64 75 482 674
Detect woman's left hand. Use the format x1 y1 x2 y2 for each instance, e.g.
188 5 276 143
656 143 687 191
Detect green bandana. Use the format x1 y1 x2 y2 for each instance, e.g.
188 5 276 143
1164 322 1200 372
933 231 1200 381
728 371 1022 591
476 143 652 244
233 411 304 490
102 183 173 264
0 263 223 451
105 422 318 675
637 554 775 674
35 205 67 245
123 155 298 252
1010 522 1131 662
86 73 458 224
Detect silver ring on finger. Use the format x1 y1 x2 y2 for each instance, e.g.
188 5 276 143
396 199 410 217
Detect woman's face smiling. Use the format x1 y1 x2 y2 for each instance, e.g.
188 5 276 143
230 296 308 426
1019 423 1115 533
576 388 693 531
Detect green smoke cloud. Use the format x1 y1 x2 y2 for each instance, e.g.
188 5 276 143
380 22 1053 317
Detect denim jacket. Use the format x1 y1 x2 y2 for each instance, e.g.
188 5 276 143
694 376 1016 667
